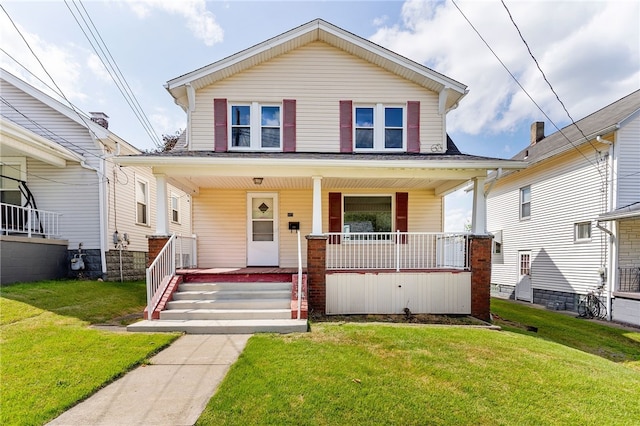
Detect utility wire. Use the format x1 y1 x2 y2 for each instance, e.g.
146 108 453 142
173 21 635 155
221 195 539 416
450 0 604 182
500 0 601 154
0 3 114 153
64 0 163 148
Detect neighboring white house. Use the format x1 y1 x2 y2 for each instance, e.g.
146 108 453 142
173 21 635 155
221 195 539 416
0 68 192 284
487 90 640 326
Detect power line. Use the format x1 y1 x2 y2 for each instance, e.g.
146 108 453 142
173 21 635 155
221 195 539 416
450 0 605 182
64 0 163 148
499 0 601 155
0 162 107 186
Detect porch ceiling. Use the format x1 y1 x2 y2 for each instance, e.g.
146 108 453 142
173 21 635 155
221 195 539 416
167 175 471 196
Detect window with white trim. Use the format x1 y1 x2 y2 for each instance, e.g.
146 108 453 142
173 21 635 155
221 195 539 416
354 104 404 151
520 186 531 220
171 194 180 224
136 179 149 225
0 161 24 205
574 222 591 242
492 230 503 264
230 102 281 150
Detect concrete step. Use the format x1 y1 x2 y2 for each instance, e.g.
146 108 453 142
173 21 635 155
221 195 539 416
160 308 292 320
172 289 291 301
127 319 308 334
179 282 292 292
166 299 290 310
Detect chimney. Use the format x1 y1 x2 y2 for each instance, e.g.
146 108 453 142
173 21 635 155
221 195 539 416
90 112 109 129
530 121 544 146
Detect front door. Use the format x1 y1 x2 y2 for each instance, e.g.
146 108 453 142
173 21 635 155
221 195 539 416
247 193 279 266
515 250 532 302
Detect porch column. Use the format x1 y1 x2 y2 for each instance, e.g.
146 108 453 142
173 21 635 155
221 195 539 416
306 235 328 314
471 176 487 235
468 234 492 322
155 173 169 236
311 176 323 235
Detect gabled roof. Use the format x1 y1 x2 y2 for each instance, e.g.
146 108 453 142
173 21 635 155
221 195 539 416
165 19 468 111
512 90 640 164
0 68 144 155
0 68 109 140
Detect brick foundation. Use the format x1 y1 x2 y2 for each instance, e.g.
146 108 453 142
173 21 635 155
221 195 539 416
147 235 171 267
306 235 328 314
469 235 492 322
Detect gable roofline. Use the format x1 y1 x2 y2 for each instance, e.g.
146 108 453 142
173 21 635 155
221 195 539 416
511 90 640 166
1 68 109 139
1 68 144 155
165 19 468 111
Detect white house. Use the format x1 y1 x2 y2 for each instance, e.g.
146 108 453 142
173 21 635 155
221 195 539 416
487 90 640 326
0 68 192 284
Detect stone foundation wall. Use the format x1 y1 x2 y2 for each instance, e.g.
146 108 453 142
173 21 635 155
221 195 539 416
491 284 515 300
67 248 103 280
104 250 148 281
533 288 578 312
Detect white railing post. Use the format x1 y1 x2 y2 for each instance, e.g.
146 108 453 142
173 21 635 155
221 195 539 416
396 230 400 272
297 230 303 320
26 208 32 238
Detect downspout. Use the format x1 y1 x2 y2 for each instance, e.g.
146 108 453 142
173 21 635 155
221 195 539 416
80 158 108 278
484 168 503 198
185 83 196 151
596 135 615 321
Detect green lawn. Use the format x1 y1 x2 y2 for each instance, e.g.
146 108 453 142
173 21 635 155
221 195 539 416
1 280 178 426
198 301 640 425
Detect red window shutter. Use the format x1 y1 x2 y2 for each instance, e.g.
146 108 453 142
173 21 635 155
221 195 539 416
407 101 420 153
396 192 408 244
214 98 227 152
283 99 296 152
339 100 353 153
328 192 342 244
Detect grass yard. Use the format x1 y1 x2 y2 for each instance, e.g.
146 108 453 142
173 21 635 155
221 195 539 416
1 280 178 426
198 302 640 425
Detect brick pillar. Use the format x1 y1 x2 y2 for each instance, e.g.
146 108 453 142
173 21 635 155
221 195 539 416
306 235 328 315
147 235 171 267
468 234 493 322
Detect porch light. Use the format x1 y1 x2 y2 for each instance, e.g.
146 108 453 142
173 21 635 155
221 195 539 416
253 177 263 185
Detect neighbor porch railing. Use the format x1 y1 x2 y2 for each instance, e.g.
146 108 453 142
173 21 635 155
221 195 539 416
617 267 640 293
325 231 470 271
146 234 198 319
0 202 61 238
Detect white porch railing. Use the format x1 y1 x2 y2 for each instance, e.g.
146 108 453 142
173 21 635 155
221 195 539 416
175 234 198 269
325 231 470 271
146 233 198 319
0 202 61 238
296 230 303 319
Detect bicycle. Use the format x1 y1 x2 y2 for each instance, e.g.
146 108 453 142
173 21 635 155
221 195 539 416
577 286 607 319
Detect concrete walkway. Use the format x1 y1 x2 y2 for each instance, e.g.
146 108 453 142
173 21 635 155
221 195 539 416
48 334 250 426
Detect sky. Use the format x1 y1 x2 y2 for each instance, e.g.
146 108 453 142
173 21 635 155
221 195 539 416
1 0 639 231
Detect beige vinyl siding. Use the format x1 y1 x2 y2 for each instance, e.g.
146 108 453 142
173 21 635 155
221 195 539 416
193 187 441 267
615 112 640 208
191 42 442 152
193 189 247 267
488 146 606 294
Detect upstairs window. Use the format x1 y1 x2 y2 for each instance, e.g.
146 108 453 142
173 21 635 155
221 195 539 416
230 103 281 150
354 104 404 151
520 186 531 220
136 179 149 225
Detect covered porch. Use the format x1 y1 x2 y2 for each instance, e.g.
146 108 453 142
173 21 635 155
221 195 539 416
117 152 522 329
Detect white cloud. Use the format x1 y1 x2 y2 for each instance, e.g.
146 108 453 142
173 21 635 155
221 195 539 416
87 53 112 83
370 0 640 137
444 188 472 232
150 106 185 138
0 12 87 103
123 0 223 46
